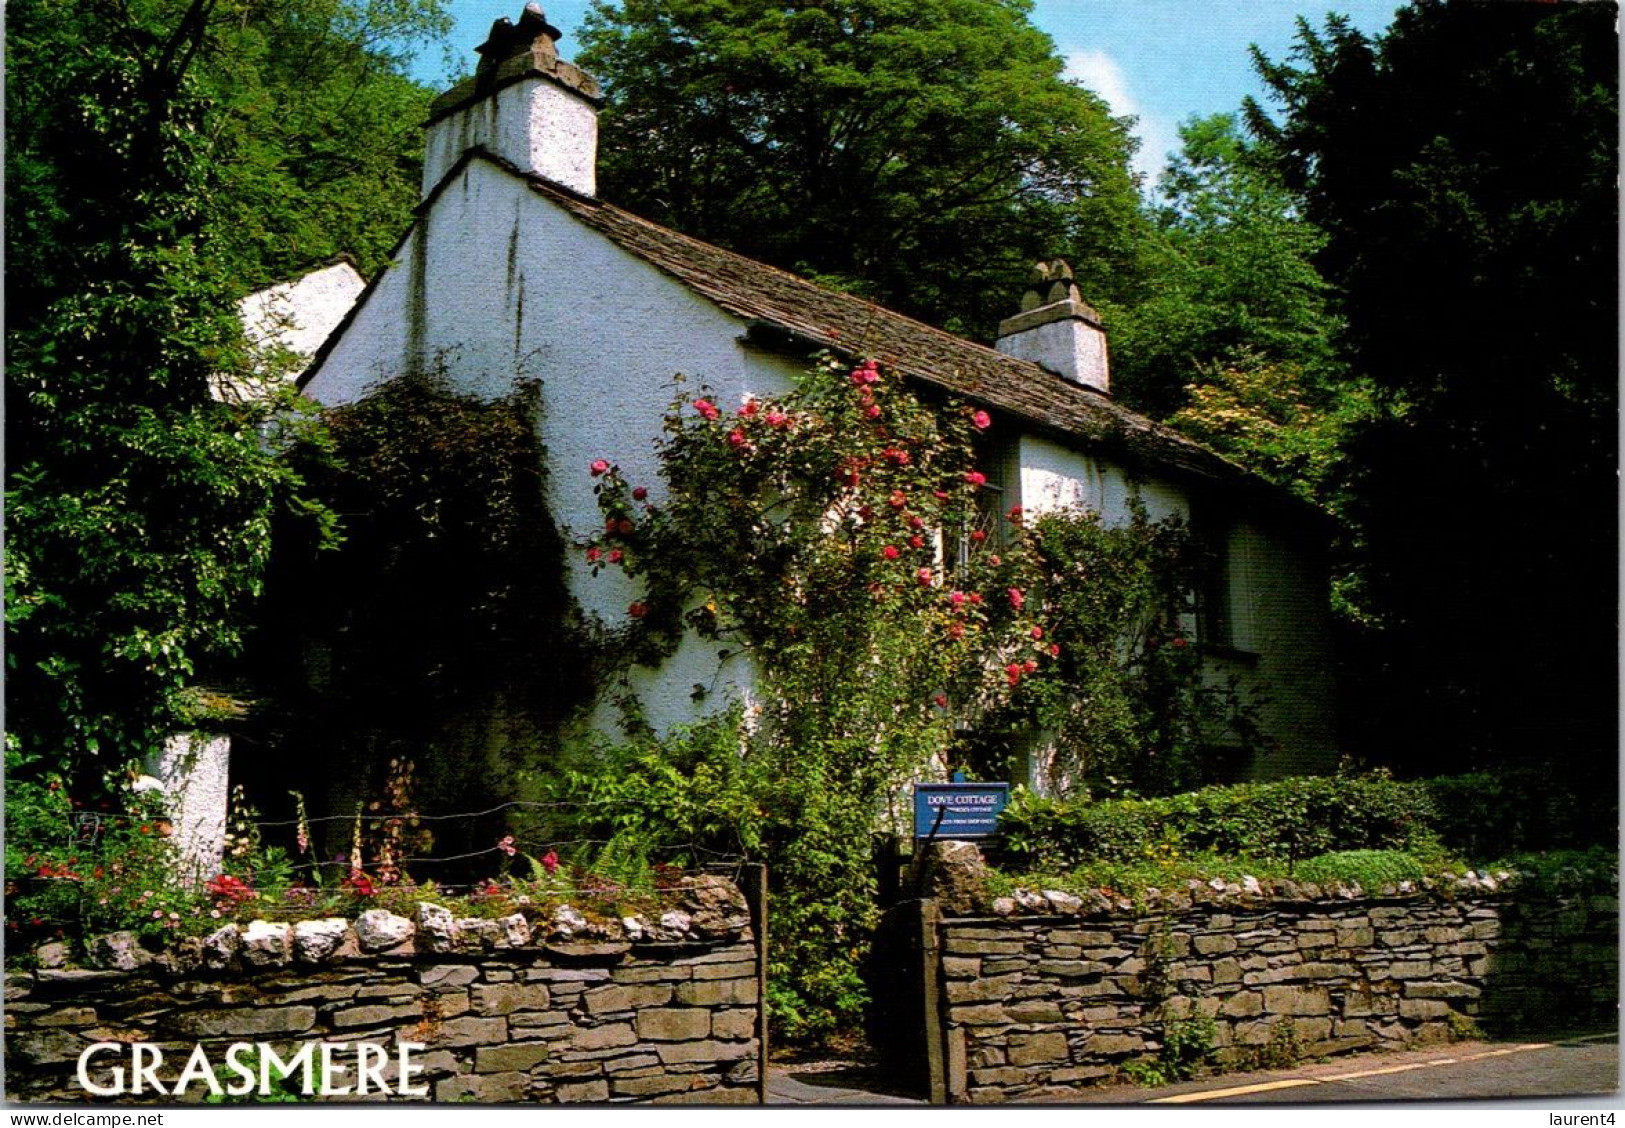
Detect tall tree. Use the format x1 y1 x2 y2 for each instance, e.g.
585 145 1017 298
1106 113 1346 423
2 0 441 785
1245 1 1618 776
578 0 1149 337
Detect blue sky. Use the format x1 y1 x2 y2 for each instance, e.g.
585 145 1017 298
413 1 1406 185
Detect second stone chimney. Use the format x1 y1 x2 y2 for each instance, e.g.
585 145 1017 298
422 4 603 198
995 261 1110 395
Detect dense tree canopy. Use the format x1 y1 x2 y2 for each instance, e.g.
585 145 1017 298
4 0 443 787
578 0 1150 337
1244 0 1617 776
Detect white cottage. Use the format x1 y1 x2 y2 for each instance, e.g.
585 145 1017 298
301 5 1338 783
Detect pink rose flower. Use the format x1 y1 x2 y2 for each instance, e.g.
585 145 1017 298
972 410 992 430
590 459 610 477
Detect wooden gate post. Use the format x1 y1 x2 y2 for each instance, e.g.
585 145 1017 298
740 862 770 1105
919 898 948 1104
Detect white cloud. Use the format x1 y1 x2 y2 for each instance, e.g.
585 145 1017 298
1064 48 1178 191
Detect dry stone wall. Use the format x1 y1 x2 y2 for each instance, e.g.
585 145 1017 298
931 882 1616 1104
6 878 763 1105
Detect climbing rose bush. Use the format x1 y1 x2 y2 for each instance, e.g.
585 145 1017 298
575 354 1054 1041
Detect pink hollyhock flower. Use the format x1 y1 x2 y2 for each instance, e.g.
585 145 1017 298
632 486 648 501
694 399 720 420
590 459 610 477
972 410 992 430
883 545 901 560
1008 588 1025 611
965 471 986 487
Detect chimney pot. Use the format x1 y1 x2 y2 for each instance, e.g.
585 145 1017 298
422 5 601 197
996 259 1111 395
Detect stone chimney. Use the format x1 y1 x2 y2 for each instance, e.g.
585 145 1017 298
995 260 1110 395
421 4 603 198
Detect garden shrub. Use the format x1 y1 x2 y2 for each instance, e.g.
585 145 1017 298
999 771 1440 871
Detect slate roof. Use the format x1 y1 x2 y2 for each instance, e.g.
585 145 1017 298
307 150 1319 521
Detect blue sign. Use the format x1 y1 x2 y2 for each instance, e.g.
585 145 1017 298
913 782 1010 839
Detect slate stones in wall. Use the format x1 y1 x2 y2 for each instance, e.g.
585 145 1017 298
6 881 762 1105
924 883 1617 1104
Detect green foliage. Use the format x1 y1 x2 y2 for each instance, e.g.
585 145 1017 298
243 373 594 861
1293 849 1424 889
579 0 1149 338
1169 356 1375 514
999 771 1440 872
4 0 333 790
7 0 448 306
980 505 1255 795
1245 2 1617 774
1107 113 1344 423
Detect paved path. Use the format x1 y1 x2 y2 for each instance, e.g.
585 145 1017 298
766 1034 1618 1106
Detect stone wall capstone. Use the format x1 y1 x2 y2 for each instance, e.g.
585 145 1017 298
6 878 764 1105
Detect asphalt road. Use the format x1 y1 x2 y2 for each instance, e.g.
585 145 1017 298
1065 1034 1620 1105
768 1035 1619 1106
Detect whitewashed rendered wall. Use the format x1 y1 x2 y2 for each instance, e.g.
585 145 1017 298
306 160 790 738
1212 520 1339 776
1011 434 1336 780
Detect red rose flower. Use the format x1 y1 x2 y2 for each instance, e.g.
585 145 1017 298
933 694 948 708
965 471 987 487
586 547 602 563
728 429 748 447
1031 626 1044 640
1008 588 1025 611
970 530 987 543
628 602 648 619
632 486 648 501
916 567 934 587
739 400 760 417
618 518 635 535
866 405 882 419
909 536 925 549
883 545 901 560
889 491 907 509
1005 663 1023 686
608 549 624 565
694 399 720 420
